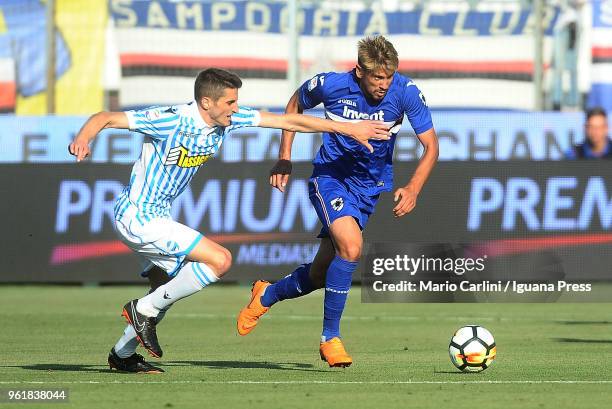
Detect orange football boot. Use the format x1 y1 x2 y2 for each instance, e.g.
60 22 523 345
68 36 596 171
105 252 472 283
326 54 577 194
319 337 353 367
237 280 271 336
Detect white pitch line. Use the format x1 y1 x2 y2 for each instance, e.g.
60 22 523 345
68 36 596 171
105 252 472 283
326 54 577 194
1 380 611 385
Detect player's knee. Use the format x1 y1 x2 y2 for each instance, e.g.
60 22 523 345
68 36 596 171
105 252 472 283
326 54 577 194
211 248 232 277
337 242 362 262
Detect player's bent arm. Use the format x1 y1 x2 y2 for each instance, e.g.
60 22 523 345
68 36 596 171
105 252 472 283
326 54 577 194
392 127 438 217
69 112 129 162
279 90 302 160
404 127 439 193
269 90 303 193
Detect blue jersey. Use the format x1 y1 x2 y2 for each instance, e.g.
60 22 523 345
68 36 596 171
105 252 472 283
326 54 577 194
565 138 612 159
299 70 433 195
115 101 260 222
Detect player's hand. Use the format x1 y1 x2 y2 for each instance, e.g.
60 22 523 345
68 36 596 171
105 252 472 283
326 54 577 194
393 186 418 218
68 138 91 162
343 121 390 153
269 159 292 193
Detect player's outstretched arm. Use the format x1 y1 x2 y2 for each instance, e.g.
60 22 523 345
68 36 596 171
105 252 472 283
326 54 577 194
68 112 129 162
259 111 390 154
393 127 439 218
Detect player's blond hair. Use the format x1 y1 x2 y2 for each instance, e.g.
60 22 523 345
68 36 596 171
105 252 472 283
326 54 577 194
357 35 399 73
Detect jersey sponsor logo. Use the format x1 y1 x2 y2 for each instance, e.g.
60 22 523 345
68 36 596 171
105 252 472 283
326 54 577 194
338 98 356 107
177 130 199 138
330 197 344 211
342 106 385 121
165 145 211 168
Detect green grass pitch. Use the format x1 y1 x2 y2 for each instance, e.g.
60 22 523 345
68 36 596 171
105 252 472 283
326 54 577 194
1 285 611 408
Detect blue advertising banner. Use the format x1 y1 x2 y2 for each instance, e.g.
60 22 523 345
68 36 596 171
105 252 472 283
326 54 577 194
0 111 587 163
111 0 560 36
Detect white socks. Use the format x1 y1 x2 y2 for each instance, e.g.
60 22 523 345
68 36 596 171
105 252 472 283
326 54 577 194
136 261 218 317
113 261 218 358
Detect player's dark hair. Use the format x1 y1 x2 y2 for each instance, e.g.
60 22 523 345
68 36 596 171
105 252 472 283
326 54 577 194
586 107 607 121
194 68 242 102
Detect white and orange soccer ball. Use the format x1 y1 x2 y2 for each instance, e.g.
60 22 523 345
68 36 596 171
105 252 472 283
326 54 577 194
449 325 497 372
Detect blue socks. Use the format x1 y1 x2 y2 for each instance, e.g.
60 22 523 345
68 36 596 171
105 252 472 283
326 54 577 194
260 263 314 307
322 256 357 341
259 256 358 342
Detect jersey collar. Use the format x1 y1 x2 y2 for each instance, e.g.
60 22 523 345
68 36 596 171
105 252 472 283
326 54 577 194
348 69 361 93
187 101 212 129
585 138 611 158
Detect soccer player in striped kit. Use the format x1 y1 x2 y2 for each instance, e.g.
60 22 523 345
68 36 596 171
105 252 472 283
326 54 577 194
69 68 390 373
237 36 439 367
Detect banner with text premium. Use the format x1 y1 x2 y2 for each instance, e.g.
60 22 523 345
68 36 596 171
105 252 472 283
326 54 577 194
0 161 610 285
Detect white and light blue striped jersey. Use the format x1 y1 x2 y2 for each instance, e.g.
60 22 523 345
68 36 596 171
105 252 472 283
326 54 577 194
114 101 260 222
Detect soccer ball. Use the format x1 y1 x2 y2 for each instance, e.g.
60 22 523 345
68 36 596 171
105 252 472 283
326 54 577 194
449 325 496 372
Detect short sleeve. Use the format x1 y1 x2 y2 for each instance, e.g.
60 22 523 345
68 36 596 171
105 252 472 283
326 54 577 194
298 73 327 110
125 106 180 140
227 106 261 131
403 80 433 135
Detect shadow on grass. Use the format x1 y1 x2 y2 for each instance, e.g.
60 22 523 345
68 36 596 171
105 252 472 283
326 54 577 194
553 338 612 344
556 320 612 325
1 364 113 374
3 361 327 374
165 360 327 373
433 370 481 375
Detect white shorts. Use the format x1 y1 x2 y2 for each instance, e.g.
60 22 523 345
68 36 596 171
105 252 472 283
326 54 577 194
114 209 203 277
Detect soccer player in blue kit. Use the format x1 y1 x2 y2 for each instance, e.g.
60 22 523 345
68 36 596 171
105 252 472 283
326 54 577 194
69 68 390 373
237 36 439 367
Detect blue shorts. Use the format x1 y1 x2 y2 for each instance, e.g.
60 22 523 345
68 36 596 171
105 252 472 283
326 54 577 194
308 176 380 238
